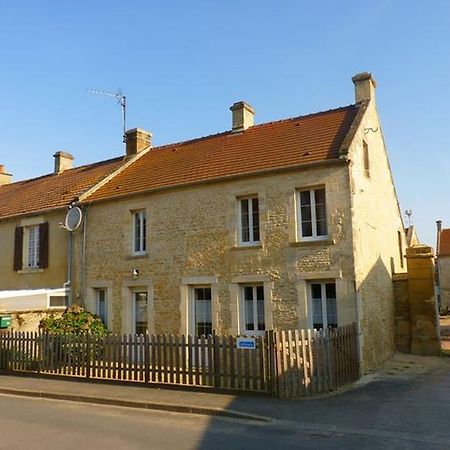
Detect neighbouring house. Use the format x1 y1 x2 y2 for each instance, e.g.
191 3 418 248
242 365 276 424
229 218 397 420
436 220 450 311
67 72 407 373
0 153 128 330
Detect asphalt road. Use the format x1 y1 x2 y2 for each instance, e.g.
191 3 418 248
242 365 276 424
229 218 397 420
0 391 448 450
1 355 450 450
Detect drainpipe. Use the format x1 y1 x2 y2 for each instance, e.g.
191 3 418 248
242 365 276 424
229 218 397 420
63 231 73 306
80 205 88 308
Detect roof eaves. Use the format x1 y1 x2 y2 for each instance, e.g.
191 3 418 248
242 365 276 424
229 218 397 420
338 100 369 159
82 158 348 206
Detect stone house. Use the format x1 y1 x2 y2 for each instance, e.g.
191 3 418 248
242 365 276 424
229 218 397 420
0 153 129 329
71 72 407 372
436 221 450 311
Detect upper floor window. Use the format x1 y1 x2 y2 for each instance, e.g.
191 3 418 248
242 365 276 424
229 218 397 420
238 196 260 245
13 222 49 271
27 225 40 268
297 188 327 240
133 210 146 254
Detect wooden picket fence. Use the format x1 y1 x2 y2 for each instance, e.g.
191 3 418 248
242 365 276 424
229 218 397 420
0 323 359 398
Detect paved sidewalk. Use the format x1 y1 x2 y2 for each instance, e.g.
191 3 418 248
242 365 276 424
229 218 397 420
0 373 275 421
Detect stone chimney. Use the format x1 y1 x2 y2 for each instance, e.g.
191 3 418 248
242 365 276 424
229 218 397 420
230 101 255 132
125 128 152 156
0 165 12 186
352 72 377 103
437 220 442 255
53 151 74 174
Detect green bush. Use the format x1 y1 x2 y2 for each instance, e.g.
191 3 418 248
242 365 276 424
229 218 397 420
39 304 108 337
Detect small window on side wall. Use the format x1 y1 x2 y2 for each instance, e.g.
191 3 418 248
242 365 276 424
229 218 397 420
133 210 146 254
238 196 260 246
363 140 370 177
297 188 327 241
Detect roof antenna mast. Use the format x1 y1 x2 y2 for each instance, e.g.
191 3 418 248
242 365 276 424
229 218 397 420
88 89 127 145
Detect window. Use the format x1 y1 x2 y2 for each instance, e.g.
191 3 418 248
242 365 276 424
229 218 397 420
363 140 370 176
193 287 212 336
13 222 49 271
241 285 265 333
134 291 148 334
96 289 107 325
310 282 337 329
133 211 146 254
238 196 260 245
297 188 327 240
398 231 404 269
27 225 40 268
48 295 68 308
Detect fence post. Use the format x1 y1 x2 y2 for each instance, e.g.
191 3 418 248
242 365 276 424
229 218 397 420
85 334 91 380
144 334 150 383
213 334 221 388
267 330 278 397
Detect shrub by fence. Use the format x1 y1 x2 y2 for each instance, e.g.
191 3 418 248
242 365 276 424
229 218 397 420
0 323 359 398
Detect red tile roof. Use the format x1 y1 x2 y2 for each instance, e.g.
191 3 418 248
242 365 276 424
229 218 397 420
439 229 450 257
86 104 360 202
0 158 123 220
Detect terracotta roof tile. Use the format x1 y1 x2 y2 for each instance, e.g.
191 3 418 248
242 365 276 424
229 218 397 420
439 229 450 257
0 157 123 220
86 104 359 202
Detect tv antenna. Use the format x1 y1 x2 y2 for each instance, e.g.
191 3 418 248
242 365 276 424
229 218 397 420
88 89 127 144
404 209 413 226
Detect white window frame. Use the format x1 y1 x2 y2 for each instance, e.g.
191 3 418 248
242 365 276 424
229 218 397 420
132 289 148 335
96 288 108 325
188 285 213 337
26 224 40 268
239 284 266 336
296 187 328 241
308 281 337 330
238 196 260 246
132 210 147 255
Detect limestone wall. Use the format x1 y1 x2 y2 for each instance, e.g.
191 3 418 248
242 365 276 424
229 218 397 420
77 165 358 339
347 98 407 371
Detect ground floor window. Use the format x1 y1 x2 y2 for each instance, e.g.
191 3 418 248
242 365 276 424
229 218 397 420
310 281 337 329
241 284 265 333
193 287 212 336
134 291 148 335
96 289 107 325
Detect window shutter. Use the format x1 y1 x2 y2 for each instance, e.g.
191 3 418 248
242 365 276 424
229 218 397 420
13 226 23 271
38 222 49 269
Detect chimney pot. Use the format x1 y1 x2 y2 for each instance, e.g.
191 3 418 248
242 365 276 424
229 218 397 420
352 72 377 103
230 101 255 132
125 128 152 156
53 151 74 174
0 165 12 186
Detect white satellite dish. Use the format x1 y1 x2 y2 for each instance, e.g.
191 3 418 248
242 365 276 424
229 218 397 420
65 207 83 231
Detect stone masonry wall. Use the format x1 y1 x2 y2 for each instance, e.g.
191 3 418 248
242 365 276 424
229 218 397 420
348 98 408 372
76 165 358 340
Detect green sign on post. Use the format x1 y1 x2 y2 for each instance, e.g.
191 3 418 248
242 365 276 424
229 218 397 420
0 316 11 329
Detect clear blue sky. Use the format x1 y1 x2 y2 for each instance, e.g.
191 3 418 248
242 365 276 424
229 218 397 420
1 0 449 247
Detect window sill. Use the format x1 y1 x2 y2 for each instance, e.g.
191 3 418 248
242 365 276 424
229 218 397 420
231 244 263 251
18 268 44 274
125 253 149 260
290 239 334 247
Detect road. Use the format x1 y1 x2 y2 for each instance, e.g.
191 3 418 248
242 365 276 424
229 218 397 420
1 354 450 449
0 391 447 450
